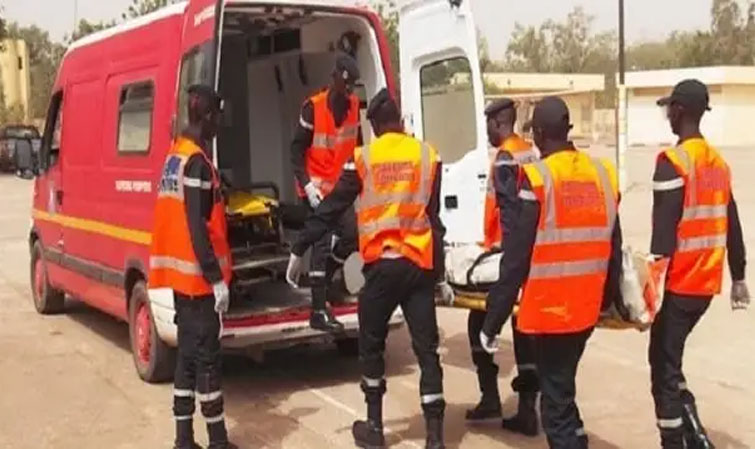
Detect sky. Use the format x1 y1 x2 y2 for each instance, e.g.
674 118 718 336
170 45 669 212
1 0 713 58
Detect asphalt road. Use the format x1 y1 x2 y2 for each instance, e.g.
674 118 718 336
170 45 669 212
0 145 753 448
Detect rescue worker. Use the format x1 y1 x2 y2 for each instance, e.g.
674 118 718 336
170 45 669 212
650 79 749 449
149 85 237 449
481 96 623 449
286 89 448 449
290 53 363 333
466 98 541 437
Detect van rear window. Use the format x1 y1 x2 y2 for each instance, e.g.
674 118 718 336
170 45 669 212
118 81 155 154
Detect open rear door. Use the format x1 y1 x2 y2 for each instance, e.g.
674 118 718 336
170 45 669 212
399 0 487 244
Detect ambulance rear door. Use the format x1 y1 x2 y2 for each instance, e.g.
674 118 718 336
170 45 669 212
398 0 488 244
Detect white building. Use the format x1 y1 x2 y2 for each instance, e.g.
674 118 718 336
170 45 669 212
625 66 755 147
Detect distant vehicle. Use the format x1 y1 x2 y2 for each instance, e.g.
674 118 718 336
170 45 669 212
0 125 40 172
19 0 488 383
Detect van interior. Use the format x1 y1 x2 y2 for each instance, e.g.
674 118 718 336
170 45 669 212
215 4 387 316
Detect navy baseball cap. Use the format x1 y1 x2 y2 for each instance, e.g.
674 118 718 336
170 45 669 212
657 79 711 112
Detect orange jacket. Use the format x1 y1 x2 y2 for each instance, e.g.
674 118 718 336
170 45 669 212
517 150 619 334
483 134 538 249
355 133 439 270
149 138 232 296
297 89 360 197
663 138 730 296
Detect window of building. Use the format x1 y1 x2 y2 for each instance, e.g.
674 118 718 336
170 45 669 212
118 81 155 154
420 57 477 164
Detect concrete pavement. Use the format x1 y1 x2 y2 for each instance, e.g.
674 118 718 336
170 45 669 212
0 145 753 448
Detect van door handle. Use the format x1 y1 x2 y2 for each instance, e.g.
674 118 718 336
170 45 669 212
55 190 63 205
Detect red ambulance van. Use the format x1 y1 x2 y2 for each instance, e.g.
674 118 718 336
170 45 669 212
24 0 488 382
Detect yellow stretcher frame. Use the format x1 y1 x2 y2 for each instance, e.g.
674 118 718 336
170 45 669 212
446 289 648 332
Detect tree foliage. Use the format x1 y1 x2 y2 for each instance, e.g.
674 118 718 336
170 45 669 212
122 0 179 20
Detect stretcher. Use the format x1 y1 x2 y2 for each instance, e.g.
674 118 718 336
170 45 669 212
442 245 668 332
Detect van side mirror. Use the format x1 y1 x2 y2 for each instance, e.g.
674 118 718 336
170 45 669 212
14 138 37 180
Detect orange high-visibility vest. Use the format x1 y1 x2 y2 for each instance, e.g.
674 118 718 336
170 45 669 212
149 137 232 296
483 134 538 249
663 138 730 296
297 89 360 197
354 133 439 270
517 150 619 334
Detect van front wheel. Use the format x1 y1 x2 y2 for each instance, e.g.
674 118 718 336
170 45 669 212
30 241 65 314
129 281 175 383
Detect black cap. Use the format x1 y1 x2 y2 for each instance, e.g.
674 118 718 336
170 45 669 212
484 98 515 117
187 84 222 111
366 88 397 121
531 96 570 131
335 53 360 85
657 79 711 112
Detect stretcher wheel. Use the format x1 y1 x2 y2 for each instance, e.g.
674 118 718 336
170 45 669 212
30 240 65 314
128 280 176 383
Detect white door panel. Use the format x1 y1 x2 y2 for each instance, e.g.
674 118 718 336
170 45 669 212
399 0 486 244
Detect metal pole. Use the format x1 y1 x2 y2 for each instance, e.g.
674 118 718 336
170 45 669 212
617 0 628 192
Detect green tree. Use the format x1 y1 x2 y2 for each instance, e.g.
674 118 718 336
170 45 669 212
0 6 7 44
123 0 178 20
6 23 65 119
67 18 117 43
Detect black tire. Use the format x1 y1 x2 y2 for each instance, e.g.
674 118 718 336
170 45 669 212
30 240 65 314
335 336 360 357
128 280 176 383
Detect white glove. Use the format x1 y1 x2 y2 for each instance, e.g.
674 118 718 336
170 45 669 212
286 253 304 289
479 331 500 354
304 182 323 208
731 280 751 311
213 282 230 314
437 282 455 306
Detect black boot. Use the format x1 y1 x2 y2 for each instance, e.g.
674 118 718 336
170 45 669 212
352 420 386 449
465 396 501 422
310 309 344 333
207 420 239 449
501 392 539 437
174 419 201 449
682 403 715 449
425 413 445 449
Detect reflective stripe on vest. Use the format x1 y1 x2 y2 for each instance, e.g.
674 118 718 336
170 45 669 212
355 135 436 269
663 139 730 296
517 151 618 334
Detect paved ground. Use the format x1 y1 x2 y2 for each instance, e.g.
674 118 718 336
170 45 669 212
0 145 754 449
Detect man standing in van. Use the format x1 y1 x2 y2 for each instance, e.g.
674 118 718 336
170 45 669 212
290 53 362 333
287 89 447 449
150 85 237 449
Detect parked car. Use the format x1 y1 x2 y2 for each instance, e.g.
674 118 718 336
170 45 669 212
0 125 41 172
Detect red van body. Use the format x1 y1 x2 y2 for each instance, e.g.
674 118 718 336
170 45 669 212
28 0 399 382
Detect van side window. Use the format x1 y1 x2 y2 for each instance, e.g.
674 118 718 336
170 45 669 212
40 91 64 171
420 57 477 164
118 81 155 154
177 43 213 135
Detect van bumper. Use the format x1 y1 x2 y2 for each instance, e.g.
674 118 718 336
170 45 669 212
148 287 404 350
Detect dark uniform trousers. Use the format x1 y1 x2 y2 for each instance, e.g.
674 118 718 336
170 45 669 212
468 311 539 399
307 203 358 310
173 293 228 445
359 258 445 416
535 328 593 449
649 293 711 448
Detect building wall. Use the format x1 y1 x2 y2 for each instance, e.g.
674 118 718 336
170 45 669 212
627 85 733 146
0 39 32 121
720 85 755 146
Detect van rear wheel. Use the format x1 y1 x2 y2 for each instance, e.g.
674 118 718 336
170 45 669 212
128 280 175 383
30 241 65 314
